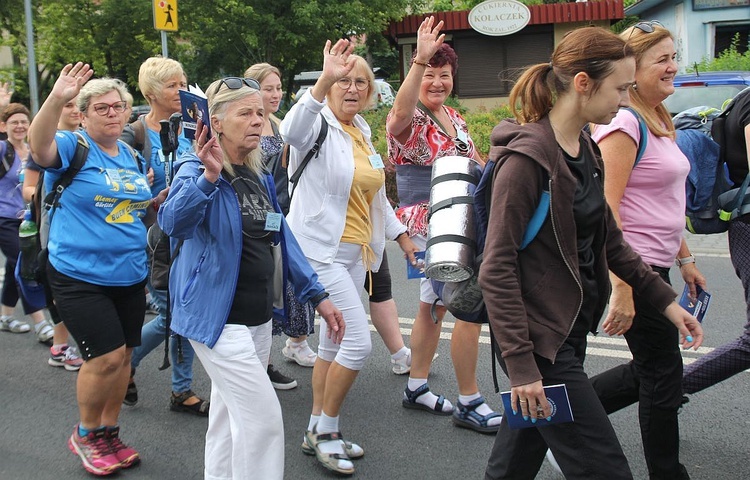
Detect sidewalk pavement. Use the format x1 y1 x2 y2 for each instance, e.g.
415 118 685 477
683 231 729 256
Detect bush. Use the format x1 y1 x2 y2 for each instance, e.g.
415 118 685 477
360 103 514 205
693 33 750 72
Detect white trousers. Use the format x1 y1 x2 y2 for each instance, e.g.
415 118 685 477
190 321 283 480
309 242 372 370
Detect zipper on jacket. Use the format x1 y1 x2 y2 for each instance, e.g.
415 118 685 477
548 176 584 357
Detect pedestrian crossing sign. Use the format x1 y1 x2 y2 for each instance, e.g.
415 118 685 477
153 0 178 32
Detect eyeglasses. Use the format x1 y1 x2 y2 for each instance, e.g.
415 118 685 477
627 20 664 41
91 101 128 116
211 77 261 97
6 119 30 127
336 78 370 92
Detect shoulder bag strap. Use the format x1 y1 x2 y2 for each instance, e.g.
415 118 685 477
288 116 328 200
44 132 90 213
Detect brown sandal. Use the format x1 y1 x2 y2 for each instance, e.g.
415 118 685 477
170 390 209 416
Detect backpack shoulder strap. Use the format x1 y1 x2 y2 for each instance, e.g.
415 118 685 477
44 132 90 212
117 139 145 174
624 107 648 168
1 140 14 174
137 115 152 172
288 116 328 199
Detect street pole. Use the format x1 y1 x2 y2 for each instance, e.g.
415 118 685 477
23 0 39 115
161 31 169 58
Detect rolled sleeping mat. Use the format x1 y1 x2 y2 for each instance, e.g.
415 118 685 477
424 156 482 282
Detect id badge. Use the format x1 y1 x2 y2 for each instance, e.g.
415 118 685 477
456 129 469 145
369 153 385 169
265 212 282 232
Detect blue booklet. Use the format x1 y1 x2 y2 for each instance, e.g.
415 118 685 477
406 251 426 279
179 85 210 140
679 284 711 323
500 384 574 429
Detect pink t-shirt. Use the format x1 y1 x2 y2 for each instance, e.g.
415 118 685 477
592 109 689 267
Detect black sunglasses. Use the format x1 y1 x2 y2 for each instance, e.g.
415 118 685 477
211 77 261 97
627 20 664 41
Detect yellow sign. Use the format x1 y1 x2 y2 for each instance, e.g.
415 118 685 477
153 0 178 32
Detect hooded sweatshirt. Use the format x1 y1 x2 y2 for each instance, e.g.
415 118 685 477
479 117 677 387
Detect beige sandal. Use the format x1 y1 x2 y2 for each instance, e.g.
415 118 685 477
302 431 364 459
304 429 355 475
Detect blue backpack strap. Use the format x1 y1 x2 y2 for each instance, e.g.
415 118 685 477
624 107 648 167
520 190 550 250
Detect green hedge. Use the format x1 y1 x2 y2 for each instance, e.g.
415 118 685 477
359 103 514 206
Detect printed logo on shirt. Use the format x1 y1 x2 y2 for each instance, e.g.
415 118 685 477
105 199 151 223
101 167 150 195
239 191 271 221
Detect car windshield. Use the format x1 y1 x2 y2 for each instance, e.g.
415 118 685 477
664 85 745 115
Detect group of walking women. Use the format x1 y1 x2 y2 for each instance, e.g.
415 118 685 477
23 14 715 480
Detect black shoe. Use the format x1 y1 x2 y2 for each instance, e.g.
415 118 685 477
123 370 138 406
268 364 297 390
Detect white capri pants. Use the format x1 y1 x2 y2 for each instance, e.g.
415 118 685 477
190 320 283 480
309 242 372 370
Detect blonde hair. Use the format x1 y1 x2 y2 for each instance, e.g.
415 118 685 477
244 62 283 127
138 57 186 106
206 79 264 177
77 78 130 114
620 24 676 139
326 55 376 111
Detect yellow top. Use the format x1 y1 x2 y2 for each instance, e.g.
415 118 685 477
340 123 385 265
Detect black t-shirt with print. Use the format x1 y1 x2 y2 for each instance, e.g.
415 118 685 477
226 165 276 327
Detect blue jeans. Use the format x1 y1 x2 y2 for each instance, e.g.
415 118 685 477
131 287 195 394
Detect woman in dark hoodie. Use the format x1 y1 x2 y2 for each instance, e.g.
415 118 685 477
480 26 703 480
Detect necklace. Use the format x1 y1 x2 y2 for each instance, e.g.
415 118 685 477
550 122 580 157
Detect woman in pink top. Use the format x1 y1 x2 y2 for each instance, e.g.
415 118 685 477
589 22 707 480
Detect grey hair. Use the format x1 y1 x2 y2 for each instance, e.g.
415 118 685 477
206 79 264 177
77 78 129 114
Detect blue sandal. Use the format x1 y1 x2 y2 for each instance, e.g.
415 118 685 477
402 384 454 416
452 395 502 434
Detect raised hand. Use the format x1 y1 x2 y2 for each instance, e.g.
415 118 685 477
321 38 357 82
51 63 94 103
0 81 12 108
194 118 223 183
414 16 445 64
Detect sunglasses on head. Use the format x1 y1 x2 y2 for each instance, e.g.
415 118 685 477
627 20 664 41
211 77 261 97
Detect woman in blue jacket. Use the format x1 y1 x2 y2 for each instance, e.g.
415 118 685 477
158 77 343 480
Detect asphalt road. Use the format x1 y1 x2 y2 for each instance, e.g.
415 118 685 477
1 241 748 480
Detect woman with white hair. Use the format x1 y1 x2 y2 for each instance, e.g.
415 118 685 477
159 76 344 480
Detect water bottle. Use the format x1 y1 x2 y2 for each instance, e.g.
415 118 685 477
18 208 39 281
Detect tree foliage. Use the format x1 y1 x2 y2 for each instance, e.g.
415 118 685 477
0 0 422 106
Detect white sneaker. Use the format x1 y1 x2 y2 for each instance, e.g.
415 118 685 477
545 449 563 475
391 348 412 375
391 349 439 375
281 339 317 367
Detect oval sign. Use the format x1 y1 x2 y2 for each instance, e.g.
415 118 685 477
468 0 531 37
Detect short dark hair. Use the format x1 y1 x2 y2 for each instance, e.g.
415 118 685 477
412 44 459 77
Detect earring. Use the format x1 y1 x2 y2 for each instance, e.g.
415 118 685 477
632 83 638 91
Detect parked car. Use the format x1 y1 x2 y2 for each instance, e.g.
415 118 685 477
664 71 750 115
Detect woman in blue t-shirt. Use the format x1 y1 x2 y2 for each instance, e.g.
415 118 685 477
28 63 168 477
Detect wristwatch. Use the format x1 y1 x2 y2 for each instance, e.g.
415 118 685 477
675 255 696 267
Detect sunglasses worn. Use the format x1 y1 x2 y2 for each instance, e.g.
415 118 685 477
336 77 370 92
91 101 128 116
628 20 664 41
212 77 261 97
